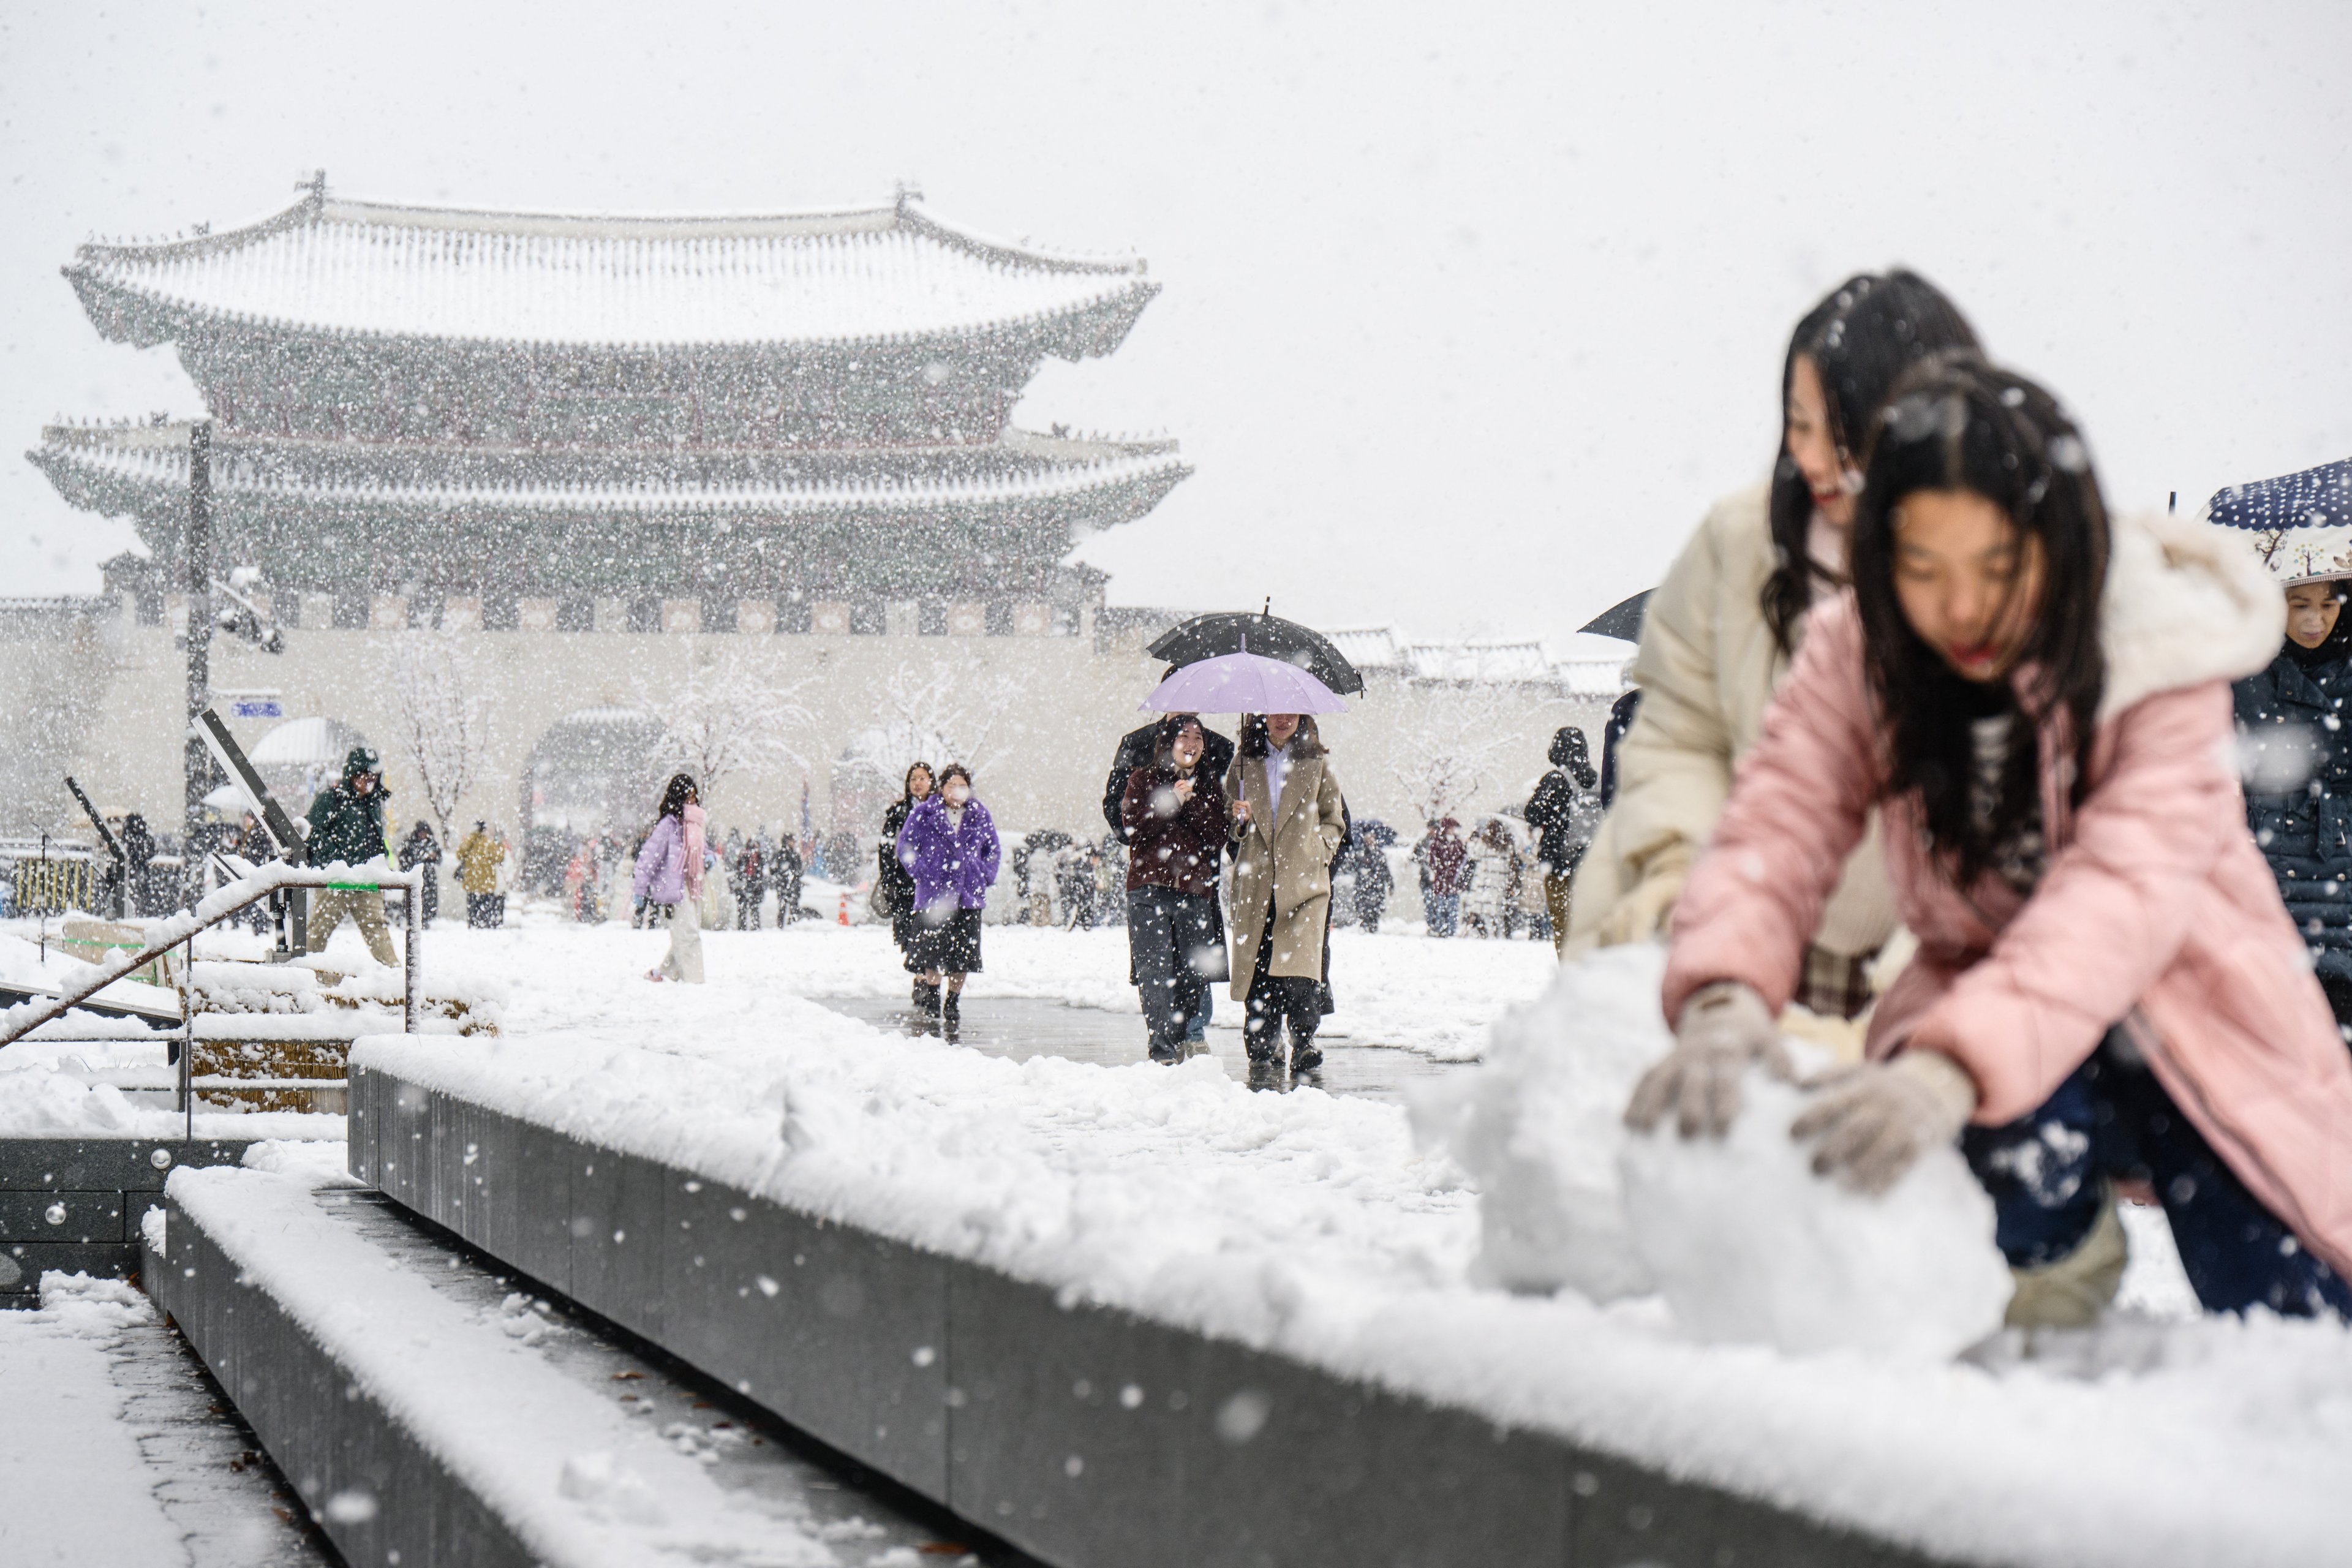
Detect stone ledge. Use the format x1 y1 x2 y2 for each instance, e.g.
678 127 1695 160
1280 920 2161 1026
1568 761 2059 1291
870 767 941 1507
350 1064 1942 1568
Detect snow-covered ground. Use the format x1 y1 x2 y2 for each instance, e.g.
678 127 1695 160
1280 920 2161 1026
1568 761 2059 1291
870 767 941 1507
423 903 1557 1061
329 922 2349 1568
0 1272 328 1565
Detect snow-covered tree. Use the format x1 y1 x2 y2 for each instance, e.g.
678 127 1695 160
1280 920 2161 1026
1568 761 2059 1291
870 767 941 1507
378 628 492 843
842 659 1024 780
633 643 812 811
1389 679 1521 824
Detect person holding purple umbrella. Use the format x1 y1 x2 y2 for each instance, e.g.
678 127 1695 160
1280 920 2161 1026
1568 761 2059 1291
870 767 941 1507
1225 712 1347 1071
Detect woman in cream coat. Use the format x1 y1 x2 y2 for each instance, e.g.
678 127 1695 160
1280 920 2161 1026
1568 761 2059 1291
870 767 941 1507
1570 271 1978 1023
1226 712 1347 1071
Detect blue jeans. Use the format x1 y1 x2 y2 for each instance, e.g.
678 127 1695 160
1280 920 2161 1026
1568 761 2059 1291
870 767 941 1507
1962 1031 2352 1317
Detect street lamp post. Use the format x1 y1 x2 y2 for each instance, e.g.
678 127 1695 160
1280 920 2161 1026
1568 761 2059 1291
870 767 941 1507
184 420 213 840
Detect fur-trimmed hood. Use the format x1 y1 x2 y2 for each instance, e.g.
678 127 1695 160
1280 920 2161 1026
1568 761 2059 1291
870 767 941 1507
2097 510 2285 723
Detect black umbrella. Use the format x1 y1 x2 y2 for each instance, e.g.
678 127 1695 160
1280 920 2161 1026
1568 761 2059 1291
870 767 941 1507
1147 611 1363 696
1580 590 1651 643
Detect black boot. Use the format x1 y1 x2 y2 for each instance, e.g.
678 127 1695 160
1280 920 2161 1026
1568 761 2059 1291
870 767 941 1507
911 977 928 1008
1289 1032 1324 1072
918 983 942 1019
941 990 961 1030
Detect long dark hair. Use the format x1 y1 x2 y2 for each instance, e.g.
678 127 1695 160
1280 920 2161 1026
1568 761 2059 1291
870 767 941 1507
1849 355 2108 886
1237 714 1327 760
902 761 934 802
1763 271 1983 652
658 772 699 821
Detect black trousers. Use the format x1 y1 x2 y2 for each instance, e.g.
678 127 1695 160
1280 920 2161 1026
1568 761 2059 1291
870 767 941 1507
1128 887 1223 1048
1243 903 1322 1057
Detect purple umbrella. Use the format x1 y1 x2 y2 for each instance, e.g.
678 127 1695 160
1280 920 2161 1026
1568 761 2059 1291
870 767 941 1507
1140 644 1346 716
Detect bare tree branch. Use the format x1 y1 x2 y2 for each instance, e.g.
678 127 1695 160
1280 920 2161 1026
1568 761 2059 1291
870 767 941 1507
632 641 813 810
375 629 492 842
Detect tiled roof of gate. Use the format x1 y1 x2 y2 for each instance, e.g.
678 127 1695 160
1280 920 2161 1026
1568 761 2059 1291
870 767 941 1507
64 187 1157 353
31 421 1190 520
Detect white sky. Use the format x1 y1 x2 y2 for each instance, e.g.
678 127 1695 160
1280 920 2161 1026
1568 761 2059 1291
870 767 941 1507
3 0 2346 646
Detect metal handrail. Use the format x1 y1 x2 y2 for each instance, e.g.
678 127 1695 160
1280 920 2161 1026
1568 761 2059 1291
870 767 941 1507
0 860 422 1049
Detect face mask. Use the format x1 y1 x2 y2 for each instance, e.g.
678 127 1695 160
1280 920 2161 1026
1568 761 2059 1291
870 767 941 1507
945 785 970 805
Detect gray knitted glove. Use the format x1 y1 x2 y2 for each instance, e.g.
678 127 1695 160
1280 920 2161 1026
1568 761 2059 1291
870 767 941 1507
1625 981 1794 1139
1789 1050 1979 1195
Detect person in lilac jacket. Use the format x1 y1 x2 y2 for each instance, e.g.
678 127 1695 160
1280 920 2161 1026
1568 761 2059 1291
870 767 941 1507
631 774 706 984
894 763 1000 1030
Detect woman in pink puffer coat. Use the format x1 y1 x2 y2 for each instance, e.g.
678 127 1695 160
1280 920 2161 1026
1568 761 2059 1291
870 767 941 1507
1639 355 2352 1321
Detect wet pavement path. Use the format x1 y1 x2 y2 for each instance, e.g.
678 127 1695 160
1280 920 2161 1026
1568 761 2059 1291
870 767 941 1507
809 994 1469 1105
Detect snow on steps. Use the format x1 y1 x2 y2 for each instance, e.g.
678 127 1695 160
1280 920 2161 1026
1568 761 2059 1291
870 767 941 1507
153 1152 979 1568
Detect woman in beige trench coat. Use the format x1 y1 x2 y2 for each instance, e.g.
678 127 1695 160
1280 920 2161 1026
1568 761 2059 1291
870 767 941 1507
1226 712 1347 1070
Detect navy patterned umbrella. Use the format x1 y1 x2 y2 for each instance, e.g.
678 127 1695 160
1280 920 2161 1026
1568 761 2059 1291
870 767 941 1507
2204 456 2352 583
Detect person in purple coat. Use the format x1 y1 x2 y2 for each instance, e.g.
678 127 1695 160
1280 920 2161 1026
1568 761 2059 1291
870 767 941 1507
893 763 1001 1031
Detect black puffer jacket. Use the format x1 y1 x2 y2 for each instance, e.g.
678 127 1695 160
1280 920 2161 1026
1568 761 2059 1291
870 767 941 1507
2234 643 2352 984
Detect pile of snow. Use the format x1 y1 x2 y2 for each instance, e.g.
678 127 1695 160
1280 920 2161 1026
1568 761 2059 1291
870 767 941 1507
1620 1073 2011 1360
1419 943 2010 1359
1407 941 1668 1298
0 1046 343 1138
0 1071 141 1133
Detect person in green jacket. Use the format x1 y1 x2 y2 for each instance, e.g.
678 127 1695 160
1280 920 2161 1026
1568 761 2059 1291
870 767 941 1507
304 747 398 965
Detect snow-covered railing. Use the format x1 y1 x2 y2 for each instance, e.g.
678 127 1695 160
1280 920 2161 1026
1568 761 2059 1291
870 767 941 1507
0 861 422 1052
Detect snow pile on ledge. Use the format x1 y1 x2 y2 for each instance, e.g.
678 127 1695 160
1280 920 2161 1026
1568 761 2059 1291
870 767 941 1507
1420 943 2009 1359
338 933 2352 1567
1408 942 1668 1298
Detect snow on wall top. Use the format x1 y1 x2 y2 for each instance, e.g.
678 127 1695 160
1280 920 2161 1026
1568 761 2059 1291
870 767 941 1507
65 187 1158 351
1325 625 1630 697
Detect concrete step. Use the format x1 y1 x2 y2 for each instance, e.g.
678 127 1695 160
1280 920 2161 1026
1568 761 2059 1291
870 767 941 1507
154 1161 1012 1567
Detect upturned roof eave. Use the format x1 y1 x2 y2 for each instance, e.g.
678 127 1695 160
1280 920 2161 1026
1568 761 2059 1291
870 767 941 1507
64 187 1156 357
28 427 1193 521
73 190 1146 276
59 270 1159 360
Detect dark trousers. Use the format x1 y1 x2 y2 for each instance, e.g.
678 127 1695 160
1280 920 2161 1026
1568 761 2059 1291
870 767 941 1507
1423 891 1460 937
1962 1030 2352 1317
2318 971 2352 1034
1128 887 1220 1049
466 891 493 929
1243 904 1321 1058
